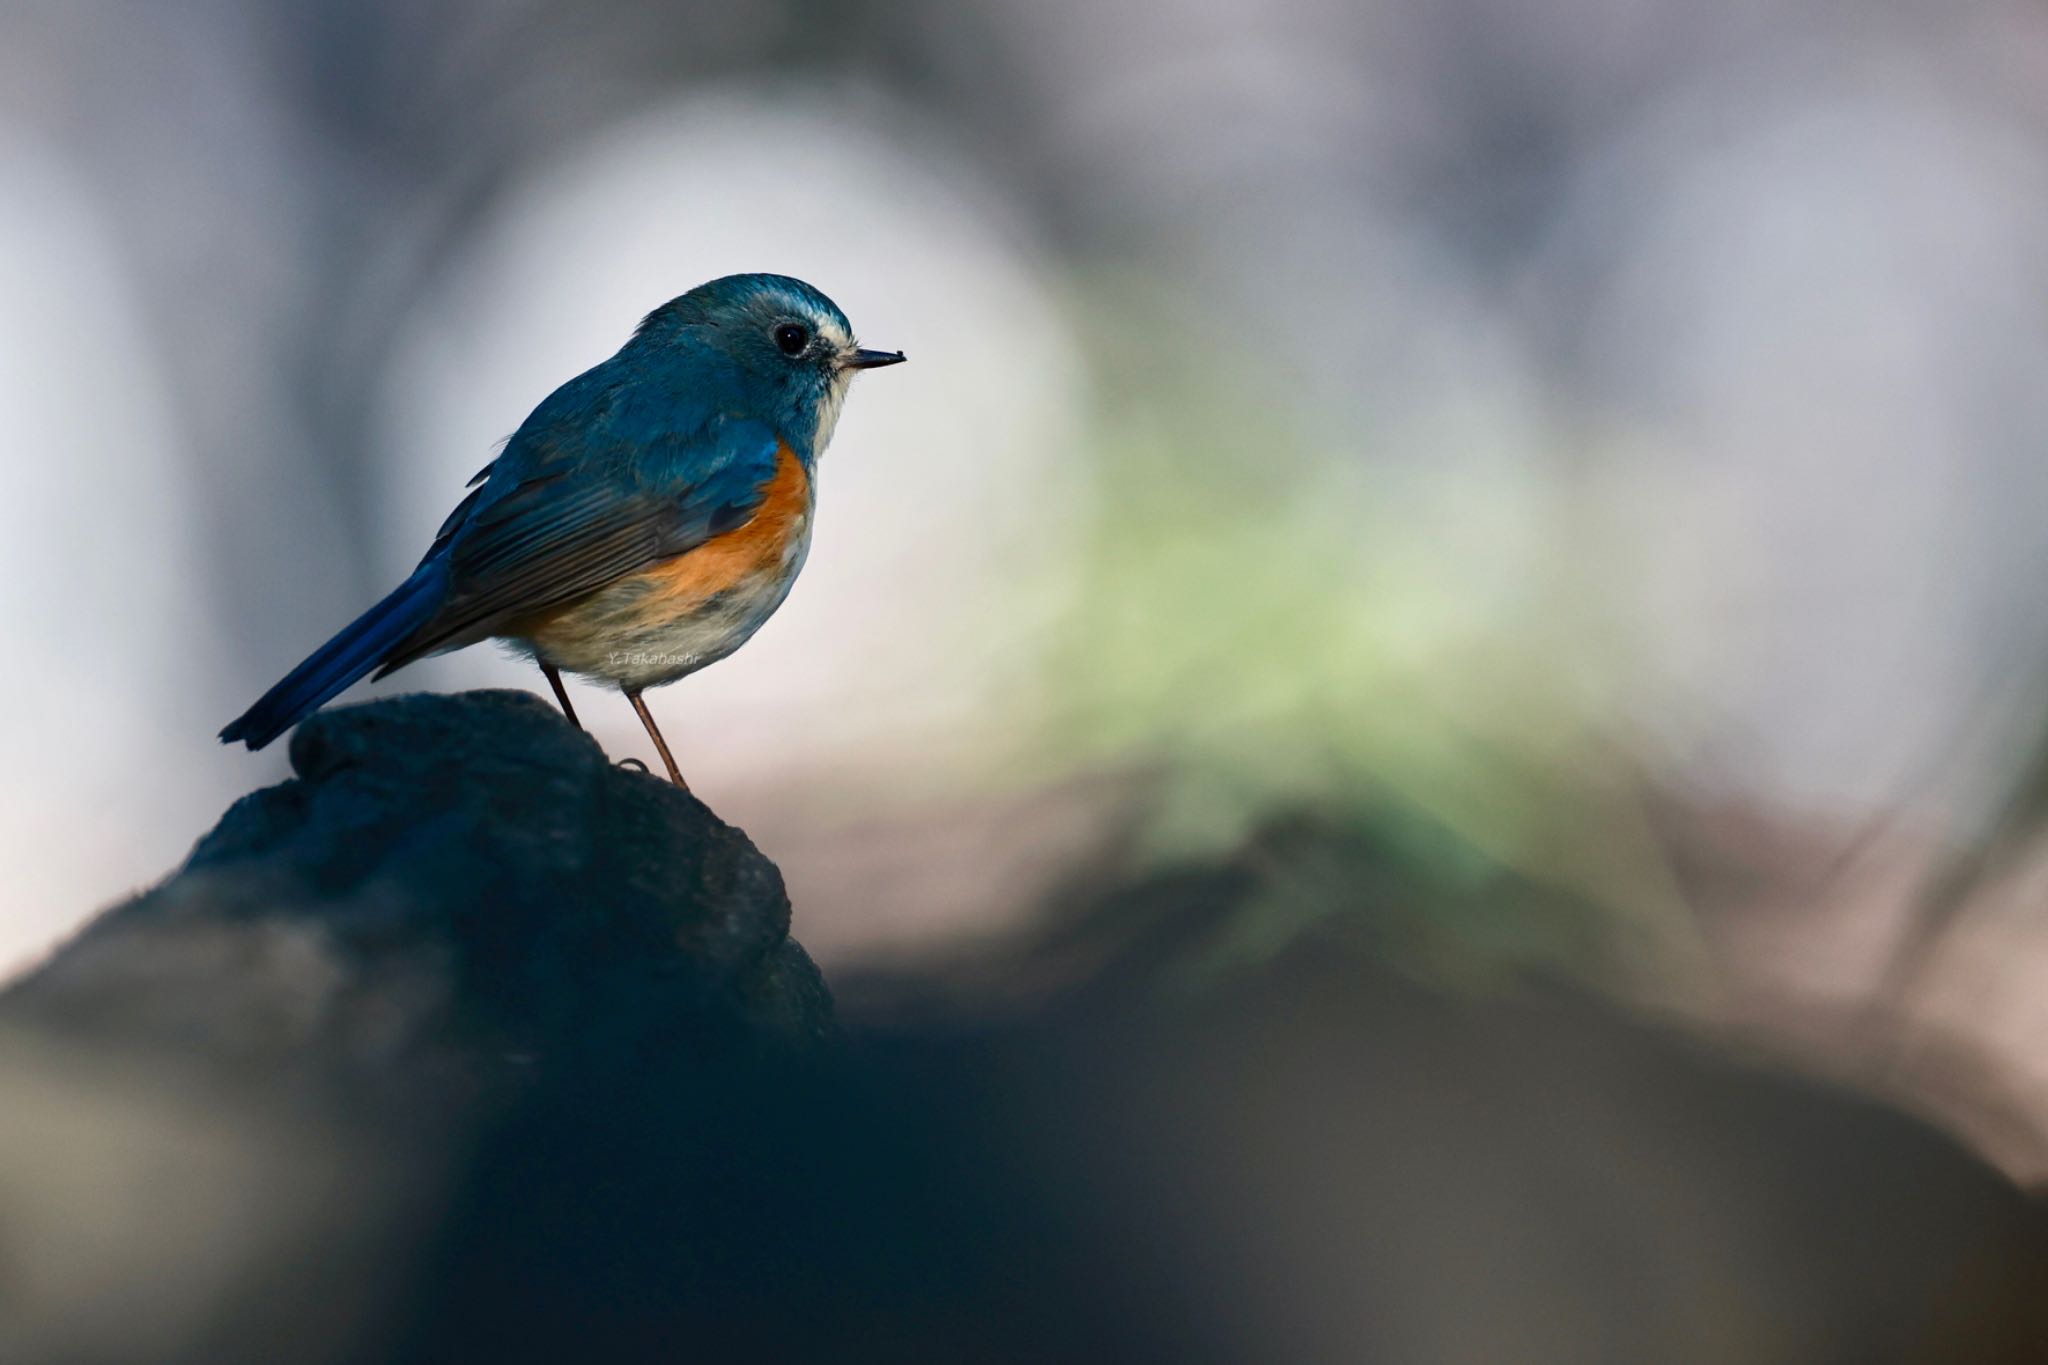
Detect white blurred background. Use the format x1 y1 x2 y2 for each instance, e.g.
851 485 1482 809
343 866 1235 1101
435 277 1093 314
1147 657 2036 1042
8 0 2048 1169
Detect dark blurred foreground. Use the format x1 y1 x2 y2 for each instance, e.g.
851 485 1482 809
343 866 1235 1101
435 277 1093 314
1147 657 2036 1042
3 692 2046 1364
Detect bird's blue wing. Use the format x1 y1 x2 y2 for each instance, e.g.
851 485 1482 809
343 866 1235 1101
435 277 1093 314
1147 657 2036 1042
375 396 785 674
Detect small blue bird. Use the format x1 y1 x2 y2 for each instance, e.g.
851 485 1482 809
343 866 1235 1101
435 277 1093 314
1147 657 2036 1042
221 273 905 789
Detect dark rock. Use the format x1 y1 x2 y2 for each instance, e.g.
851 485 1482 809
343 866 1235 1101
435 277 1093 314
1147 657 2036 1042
0 691 832 1365
3 690 832 1086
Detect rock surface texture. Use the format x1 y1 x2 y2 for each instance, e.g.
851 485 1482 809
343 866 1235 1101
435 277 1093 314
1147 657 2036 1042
0 691 832 1364
9 689 831 1066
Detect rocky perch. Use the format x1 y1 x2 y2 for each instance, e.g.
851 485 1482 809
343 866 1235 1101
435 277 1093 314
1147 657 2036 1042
8 690 831 1074
0 691 834 1364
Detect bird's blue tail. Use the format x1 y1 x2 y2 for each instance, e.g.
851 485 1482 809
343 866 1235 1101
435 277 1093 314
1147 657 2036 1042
220 565 448 750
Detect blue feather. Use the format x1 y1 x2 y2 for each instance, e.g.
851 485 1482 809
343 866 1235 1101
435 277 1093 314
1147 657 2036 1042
219 561 450 750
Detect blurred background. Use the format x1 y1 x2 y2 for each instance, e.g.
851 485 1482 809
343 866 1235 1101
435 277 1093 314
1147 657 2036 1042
9 0 2048 1298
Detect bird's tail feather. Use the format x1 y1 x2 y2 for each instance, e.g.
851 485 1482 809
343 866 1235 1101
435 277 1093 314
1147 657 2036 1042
219 566 447 750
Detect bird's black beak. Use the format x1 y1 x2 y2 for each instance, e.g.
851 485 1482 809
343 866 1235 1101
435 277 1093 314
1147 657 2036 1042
845 348 907 370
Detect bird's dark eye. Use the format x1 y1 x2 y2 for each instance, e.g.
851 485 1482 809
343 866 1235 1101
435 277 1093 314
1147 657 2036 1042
773 322 810 356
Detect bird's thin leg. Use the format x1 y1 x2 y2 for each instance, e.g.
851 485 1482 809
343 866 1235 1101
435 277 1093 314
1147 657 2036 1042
625 688 688 791
538 662 583 731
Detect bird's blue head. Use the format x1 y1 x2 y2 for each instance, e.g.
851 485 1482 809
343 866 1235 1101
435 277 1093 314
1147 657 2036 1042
630 274 904 460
